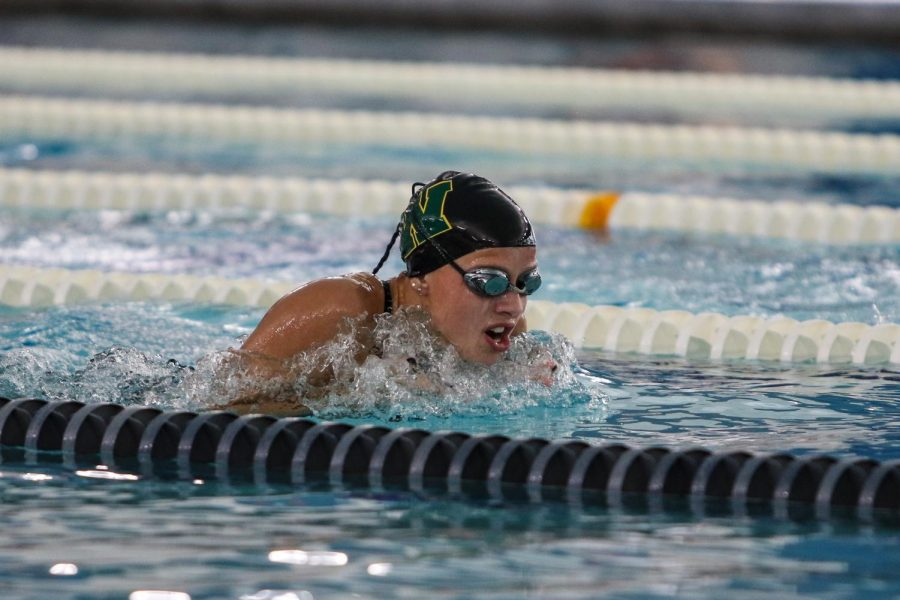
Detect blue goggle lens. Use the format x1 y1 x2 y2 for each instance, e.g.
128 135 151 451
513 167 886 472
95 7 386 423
463 268 542 297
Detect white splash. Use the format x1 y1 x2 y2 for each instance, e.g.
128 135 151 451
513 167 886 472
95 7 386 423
188 306 607 420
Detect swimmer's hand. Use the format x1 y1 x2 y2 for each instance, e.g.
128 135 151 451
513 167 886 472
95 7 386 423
376 355 447 394
527 349 559 387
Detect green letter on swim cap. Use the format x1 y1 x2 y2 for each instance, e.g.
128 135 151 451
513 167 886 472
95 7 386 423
398 171 535 277
401 179 454 260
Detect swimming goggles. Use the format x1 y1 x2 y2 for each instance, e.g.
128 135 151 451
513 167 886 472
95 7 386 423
405 205 542 297
449 263 543 297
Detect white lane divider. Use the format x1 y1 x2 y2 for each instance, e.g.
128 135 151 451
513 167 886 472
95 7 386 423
1 168 897 244
1 46 898 122
525 301 900 365
2 95 899 174
1 265 897 365
608 192 900 244
0 168 587 227
0 265 295 311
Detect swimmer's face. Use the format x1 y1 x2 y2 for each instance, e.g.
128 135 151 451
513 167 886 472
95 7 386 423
420 246 537 365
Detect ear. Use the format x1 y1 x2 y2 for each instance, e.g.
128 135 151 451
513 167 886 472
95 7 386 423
414 277 430 296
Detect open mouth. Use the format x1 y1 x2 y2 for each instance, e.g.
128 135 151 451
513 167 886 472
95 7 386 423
484 325 512 351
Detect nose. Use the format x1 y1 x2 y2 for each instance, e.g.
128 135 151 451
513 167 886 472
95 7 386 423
494 289 526 318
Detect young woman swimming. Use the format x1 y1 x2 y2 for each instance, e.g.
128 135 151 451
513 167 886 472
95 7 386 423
222 171 544 414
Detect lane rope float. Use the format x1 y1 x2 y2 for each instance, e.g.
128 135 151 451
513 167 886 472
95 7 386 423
2 168 897 243
0 265 296 311
0 167 590 229
1 46 898 122
1 265 898 365
2 95 899 174
1 397 897 520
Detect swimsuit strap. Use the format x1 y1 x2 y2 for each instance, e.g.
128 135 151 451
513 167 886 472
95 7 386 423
381 279 393 314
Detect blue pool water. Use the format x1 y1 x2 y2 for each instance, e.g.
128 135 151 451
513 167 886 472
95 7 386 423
4 465 900 600
1 13 900 600
2 210 898 322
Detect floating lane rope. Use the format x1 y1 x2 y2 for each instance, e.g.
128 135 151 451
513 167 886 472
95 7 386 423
606 192 900 244
1 46 899 122
2 265 898 365
525 301 900 365
2 96 899 174
1 168 897 243
0 265 295 309
0 396 897 520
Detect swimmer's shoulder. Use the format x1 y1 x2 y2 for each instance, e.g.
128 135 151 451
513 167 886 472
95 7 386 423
269 272 385 318
242 272 387 357
342 272 388 314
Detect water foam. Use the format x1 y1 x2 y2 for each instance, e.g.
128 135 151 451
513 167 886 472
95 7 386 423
0 301 606 426
186 307 607 422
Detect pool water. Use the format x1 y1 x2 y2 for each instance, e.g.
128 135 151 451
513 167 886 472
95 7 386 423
3 464 900 600
1 13 900 600
2 211 898 322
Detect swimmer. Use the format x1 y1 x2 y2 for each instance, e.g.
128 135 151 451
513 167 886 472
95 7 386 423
221 171 546 415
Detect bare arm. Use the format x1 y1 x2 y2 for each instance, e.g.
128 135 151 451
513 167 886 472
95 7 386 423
242 273 383 359
219 273 384 414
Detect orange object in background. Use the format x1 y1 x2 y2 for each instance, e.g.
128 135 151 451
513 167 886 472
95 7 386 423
578 192 620 229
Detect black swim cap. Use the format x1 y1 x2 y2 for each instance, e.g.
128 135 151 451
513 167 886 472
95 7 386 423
396 171 535 277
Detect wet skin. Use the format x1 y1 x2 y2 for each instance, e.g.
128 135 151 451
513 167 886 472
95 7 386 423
226 246 538 413
241 246 537 367
413 246 537 365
